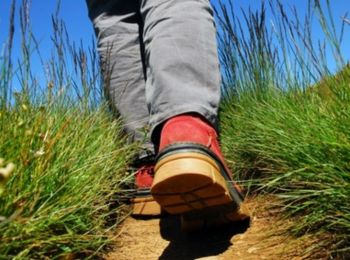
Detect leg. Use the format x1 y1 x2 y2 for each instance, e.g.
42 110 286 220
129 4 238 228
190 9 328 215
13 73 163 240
139 0 245 223
86 0 153 156
140 0 221 137
87 0 163 217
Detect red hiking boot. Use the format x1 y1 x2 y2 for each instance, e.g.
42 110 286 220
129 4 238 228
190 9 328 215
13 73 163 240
151 114 245 224
130 162 162 217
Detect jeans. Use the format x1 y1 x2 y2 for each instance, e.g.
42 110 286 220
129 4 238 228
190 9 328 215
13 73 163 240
86 0 221 156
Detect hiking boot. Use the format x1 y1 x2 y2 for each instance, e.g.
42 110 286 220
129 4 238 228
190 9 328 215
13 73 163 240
130 162 162 217
151 114 244 217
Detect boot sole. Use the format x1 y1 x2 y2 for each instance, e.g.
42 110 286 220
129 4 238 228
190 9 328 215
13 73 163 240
130 196 162 216
151 150 241 215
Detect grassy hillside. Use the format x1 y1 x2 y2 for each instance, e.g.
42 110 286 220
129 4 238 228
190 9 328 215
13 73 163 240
0 105 134 258
0 2 135 258
217 1 350 257
220 66 350 257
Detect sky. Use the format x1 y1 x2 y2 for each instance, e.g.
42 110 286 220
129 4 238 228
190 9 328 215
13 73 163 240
0 0 349 86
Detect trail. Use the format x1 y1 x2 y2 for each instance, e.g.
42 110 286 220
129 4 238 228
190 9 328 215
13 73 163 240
106 197 324 260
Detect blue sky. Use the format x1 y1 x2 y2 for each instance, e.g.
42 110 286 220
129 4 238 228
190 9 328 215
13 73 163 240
0 0 349 85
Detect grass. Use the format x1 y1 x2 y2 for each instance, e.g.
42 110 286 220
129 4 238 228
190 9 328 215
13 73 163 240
1 0 349 258
0 106 133 259
220 68 350 254
217 0 350 257
0 1 136 258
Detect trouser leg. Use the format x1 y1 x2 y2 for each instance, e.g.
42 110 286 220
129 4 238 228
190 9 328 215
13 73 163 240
140 0 222 139
86 0 154 156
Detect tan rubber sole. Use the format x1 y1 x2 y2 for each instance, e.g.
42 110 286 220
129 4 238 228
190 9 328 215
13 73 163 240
130 196 162 216
151 152 234 215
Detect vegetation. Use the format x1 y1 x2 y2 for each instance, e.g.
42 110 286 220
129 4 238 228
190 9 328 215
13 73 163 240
0 0 349 258
0 1 134 258
217 0 350 257
0 106 133 259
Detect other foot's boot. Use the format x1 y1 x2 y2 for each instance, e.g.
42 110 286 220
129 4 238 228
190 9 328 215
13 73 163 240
130 161 162 217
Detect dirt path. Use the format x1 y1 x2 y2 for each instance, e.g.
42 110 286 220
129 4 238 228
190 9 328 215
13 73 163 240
106 197 326 260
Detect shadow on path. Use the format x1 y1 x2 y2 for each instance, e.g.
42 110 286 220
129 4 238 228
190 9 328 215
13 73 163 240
158 215 250 260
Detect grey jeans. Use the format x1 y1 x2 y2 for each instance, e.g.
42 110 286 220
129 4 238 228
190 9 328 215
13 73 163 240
86 0 221 155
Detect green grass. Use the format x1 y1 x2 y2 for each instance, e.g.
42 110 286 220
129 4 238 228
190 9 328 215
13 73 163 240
221 67 350 250
0 1 136 258
0 104 135 259
217 0 350 257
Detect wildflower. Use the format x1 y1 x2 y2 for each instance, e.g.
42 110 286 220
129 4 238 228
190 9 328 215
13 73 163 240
0 160 15 183
34 149 45 157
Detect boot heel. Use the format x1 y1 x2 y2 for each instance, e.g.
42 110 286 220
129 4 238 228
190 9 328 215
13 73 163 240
131 196 162 216
151 152 232 214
